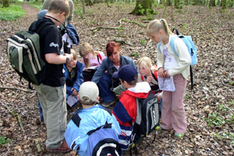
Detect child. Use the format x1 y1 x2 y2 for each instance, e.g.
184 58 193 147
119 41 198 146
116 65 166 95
79 42 106 81
137 56 162 102
112 65 151 149
30 0 73 152
146 19 191 138
64 49 84 107
64 81 121 156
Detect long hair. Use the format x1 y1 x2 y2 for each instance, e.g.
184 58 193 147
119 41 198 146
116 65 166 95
106 41 120 57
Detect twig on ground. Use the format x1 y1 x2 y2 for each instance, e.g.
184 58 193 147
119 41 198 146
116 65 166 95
0 86 35 93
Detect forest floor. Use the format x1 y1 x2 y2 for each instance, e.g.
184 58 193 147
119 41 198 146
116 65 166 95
0 2 234 156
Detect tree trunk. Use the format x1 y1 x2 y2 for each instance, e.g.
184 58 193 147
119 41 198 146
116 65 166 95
221 0 227 9
130 0 153 15
165 0 172 6
209 0 216 6
174 0 181 9
185 0 189 5
81 0 85 14
85 0 93 6
3 0 10 7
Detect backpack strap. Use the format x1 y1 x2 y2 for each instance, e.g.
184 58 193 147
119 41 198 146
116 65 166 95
71 114 81 127
87 122 112 135
157 42 162 53
170 36 179 57
97 53 102 65
140 75 144 81
151 70 158 82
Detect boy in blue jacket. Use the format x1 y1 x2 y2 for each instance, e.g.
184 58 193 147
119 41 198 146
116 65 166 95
64 49 84 107
64 82 121 156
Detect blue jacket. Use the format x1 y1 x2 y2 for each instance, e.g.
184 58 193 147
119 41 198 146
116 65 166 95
64 104 121 156
92 55 137 84
64 61 84 95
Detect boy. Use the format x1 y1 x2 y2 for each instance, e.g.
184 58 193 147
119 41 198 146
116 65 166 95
29 0 73 153
64 82 121 156
64 49 84 107
112 65 151 149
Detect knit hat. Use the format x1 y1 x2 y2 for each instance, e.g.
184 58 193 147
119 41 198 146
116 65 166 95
112 64 138 81
79 81 99 102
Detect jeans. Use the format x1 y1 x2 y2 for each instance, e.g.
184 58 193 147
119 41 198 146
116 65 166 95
98 73 116 103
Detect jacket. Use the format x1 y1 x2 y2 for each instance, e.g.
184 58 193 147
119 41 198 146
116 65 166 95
64 104 121 156
112 82 151 149
157 34 192 79
64 61 84 94
92 55 137 84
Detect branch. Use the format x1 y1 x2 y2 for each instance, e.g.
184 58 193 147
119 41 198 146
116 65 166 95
111 39 133 46
0 86 35 93
120 18 147 28
90 26 123 33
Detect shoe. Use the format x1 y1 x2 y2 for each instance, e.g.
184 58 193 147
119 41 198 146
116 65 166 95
102 100 116 107
47 141 71 153
156 125 162 130
174 133 184 138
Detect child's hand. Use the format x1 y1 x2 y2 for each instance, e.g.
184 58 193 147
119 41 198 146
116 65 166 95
158 68 164 78
71 88 78 96
146 76 153 83
164 70 170 78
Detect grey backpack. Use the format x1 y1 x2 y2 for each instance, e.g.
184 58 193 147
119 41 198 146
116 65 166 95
7 21 53 87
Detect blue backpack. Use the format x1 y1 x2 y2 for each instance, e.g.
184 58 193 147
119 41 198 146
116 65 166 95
157 29 197 89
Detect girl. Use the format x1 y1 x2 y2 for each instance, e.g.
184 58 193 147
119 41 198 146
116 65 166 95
137 56 162 109
146 19 191 138
79 42 106 69
79 42 106 81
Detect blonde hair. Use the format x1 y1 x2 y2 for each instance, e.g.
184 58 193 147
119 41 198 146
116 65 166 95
79 42 100 67
70 49 78 60
48 0 70 18
137 57 157 71
146 19 172 37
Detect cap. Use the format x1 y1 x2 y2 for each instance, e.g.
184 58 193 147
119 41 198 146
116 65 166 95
79 82 99 102
112 65 138 81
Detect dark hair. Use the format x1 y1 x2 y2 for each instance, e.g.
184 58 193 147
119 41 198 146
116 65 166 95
120 75 138 86
106 41 120 57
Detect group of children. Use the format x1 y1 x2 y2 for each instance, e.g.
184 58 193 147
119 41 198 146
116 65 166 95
34 0 191 154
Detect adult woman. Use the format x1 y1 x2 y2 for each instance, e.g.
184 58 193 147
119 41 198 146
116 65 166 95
92 41 137 107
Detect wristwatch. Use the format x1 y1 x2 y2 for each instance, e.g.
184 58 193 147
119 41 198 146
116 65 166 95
66 57 69 63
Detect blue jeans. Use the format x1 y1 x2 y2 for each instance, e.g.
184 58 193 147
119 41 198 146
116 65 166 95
38 100 44 122
98 73 116 103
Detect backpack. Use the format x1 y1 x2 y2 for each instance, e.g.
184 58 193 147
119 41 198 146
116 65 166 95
87 123 122 156
132 92 159 143
157 29 197 89
65 107 122 156
6 21 53 87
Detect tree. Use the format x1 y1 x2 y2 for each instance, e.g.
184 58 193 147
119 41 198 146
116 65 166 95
210 0 216 6
130 0 153 15
2 0 10 7
221 0 227 9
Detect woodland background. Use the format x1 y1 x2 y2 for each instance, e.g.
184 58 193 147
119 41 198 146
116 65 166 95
0 0 233 155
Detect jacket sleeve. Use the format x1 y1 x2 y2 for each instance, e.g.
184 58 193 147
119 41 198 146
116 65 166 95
168 38 192 76
73 62 84 92
91 58 107 84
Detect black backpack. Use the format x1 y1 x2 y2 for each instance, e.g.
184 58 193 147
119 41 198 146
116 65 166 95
6 20 53 87
132 92 160 143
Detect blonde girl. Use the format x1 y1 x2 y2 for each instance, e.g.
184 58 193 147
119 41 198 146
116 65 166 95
79 42 106 68
146 19 191 138
137 56 162 100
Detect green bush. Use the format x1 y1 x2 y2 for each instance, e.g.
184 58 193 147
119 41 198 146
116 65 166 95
0 5 25 21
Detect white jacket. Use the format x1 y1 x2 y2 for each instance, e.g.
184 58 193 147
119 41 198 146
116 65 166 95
157 34 192 80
